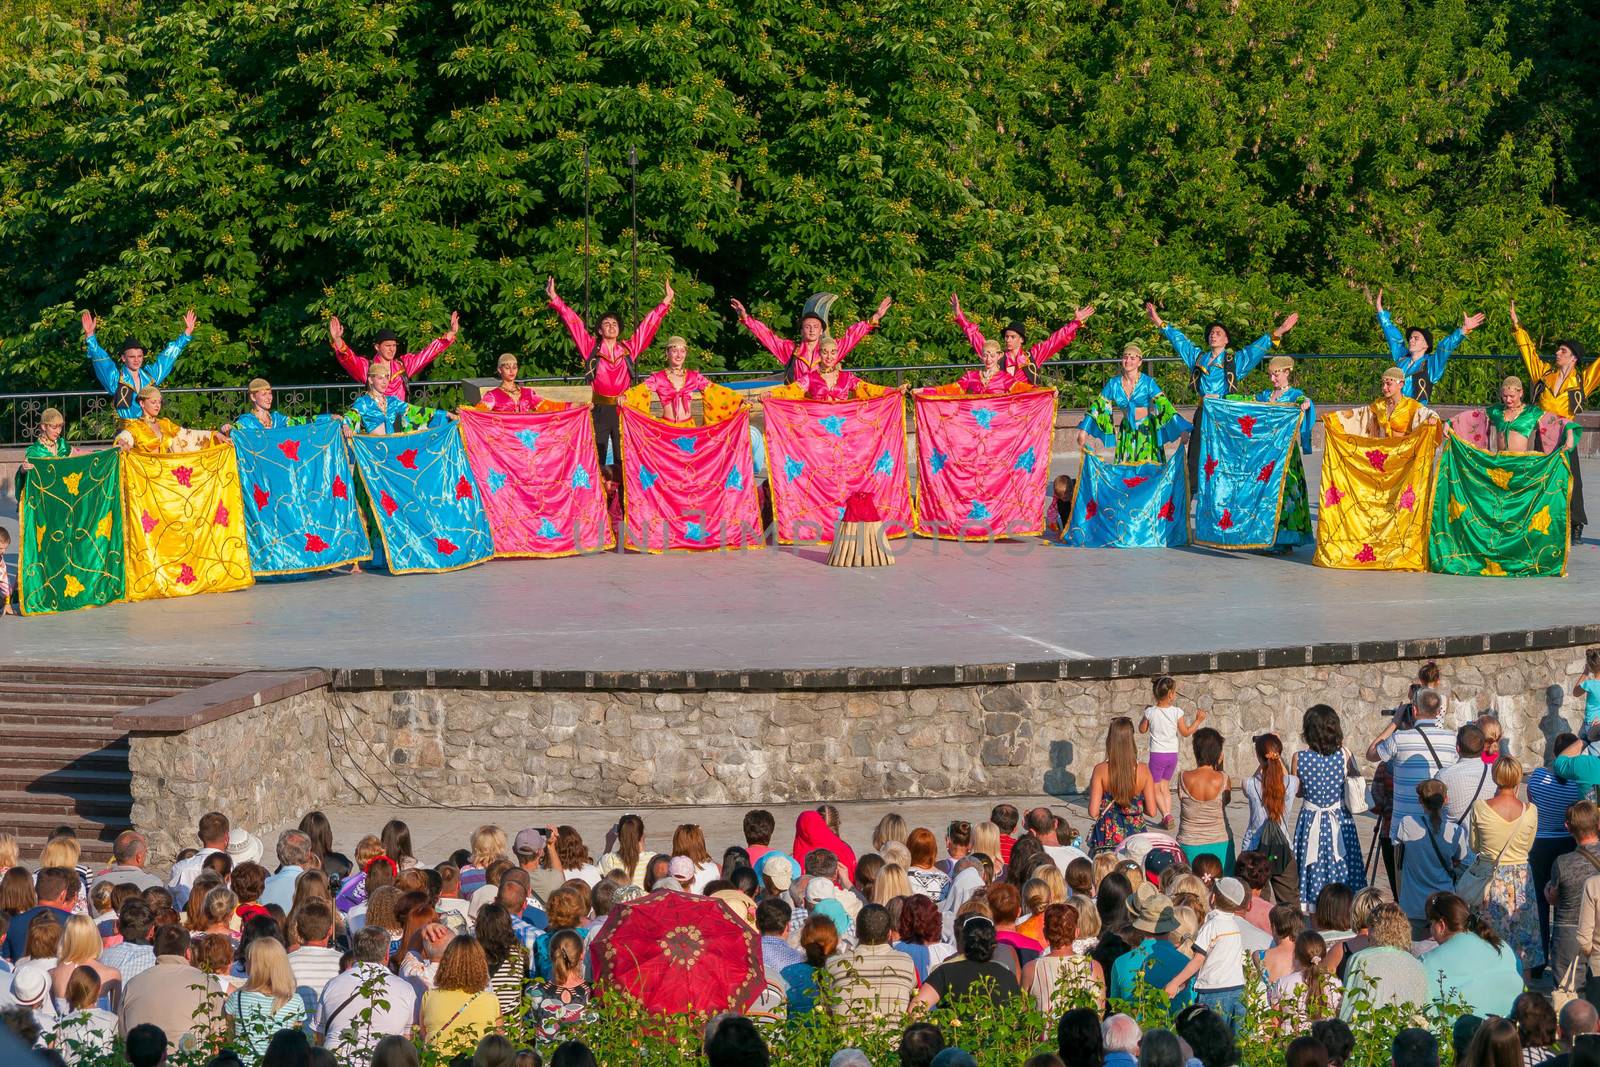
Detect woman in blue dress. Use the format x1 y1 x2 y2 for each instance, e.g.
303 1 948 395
1252 355 1315 548
1290 704 1367 902
1077 343 1192 463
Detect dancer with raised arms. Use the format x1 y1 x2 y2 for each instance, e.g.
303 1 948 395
1511 299 1595 540
731 292 891 384
329 311 459 401
1366 286 1485 402
82 309 197 419
950 294 1093 383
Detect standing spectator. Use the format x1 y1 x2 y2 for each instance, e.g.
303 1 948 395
1087 718 1159 852
1421 892 1523 1017
1531 736 1589 975
167 812 230 908
419 936 501 1056
825 904 917 1020
89 833 162 894
1242 733 1300 906
260 831 314 913
1141 677 1207 827
916 918 1023 1009
1369 689 1458 858
1178 728 1234 869
223 936 306 1058
1293 706 1367 902
1561 802 1600 1001
313 927 417 1060
1 868 76 963
991 805 1020 865
892 893 953 982
1163 878 1252 1028
1397 780 1471 934
1437 725 1495 836
1022 902 1105 1014
905 830 951 900
1338 903 1428 1019
118 924 214 1046
1473 756 1543 971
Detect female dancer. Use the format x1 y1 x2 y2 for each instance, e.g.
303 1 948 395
1487 377 1542 452
1512 299 1596 540
950 294 1093 382
797 338 890 401
1367 287 1485 402
1077 344 1191 463
479 354 566 413
731 294 891 383
934 340 1026 396
1254 356 1315 549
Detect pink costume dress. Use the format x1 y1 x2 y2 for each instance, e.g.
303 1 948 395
332 335 454 401
800 368 870 402
737 314 878 384
480 384 562 413
549 293 672 467
642 369 712 423
953 309 1081 382
950 367 1025 395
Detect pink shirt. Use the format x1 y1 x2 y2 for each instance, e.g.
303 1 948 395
332 335 453 400
480 385 549 413
643 369 712 422
953 310 1081 376
550 295 672 399
800 369 865 401
952 367 1023 395
738 316 876 378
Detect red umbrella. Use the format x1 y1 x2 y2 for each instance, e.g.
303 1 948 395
589 889 765 1014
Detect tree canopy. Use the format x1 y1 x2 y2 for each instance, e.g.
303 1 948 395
1 0 1596 404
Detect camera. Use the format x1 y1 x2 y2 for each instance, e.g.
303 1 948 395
1381 703 1417 730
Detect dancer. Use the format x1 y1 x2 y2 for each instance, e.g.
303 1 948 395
1146 301 1297 485
731 292 890 384
341 364 454 435
1511 299 1594 540
1486 377 1543 452
1334 367 1441 439
1253 356 1315 549
1366 287 1485 402
477 354 566 414
637 337 716 423
950 294 1093 383
82 309 197 419
233 379 330 431
329 312 459 401
935 340 1027 396
1077 343 1191 463
797 338 891 401
548 277 674 466
113 387 231 453
15 408 81 500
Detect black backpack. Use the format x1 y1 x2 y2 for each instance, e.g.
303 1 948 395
1259 819 1294 875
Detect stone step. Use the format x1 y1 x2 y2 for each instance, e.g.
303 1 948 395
0 704 145 725
0 666 239 688
0 727 130 751
0 682 187 707
0 767 132 790
0 789 132 818
0 748 130 773
0 811 132 847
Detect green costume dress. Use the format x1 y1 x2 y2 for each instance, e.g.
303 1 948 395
16 436 72 500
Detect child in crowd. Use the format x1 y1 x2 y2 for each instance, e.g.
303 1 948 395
0 525 11 615
1573 648 1600 741
1140 676 1208 827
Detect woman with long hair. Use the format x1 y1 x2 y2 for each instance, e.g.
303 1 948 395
1244 732 1301 905
873 864 913 905
48 966 118 1062
872 814 910 852
49 915 119 1011
1 865 37 919
670 825 721 893
380 820 416 871
1291 705 1367 901
1422 892 1523 1016
459 826 507 896
1178 728 1235 870
554 827 601 887
779 915 840 1015
223 937 306 1058
474 903 530 1014
904 828 950 901
1472 756 1543 971
419 935 502 1055
1088 717 1159 852
297 811 351 888
1021 902 1105 1015
1458 1015 1524 1067
1018 868 1068 946
183 872 223 932
526 929 593 1042
598 815 658 890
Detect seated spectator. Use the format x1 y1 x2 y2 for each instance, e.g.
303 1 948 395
475 904 530 1014
1260 902 1306 983
47 964 118 1062
286 900 341 1010
1286 1036 1330 1067
1022 902 1104 1015
906 830 951 901
780 916 839 1015
899 1021 945 1067
1139 1029 1184 1067
1393 1027 1442 1067
1516 992 1561 1066
1421 891 1523 1017
222 936 305 1058
1458 1016 1522 1067
825 904 917 1021
420 935 501 1056
123 1023 167 1067
915 917 1022 1010
1058 1007 1104 1067
526 929 590 1042
704 1014 769 1067
314 927 417 1060
987 883 1041 961
1103 1013 1141 1067
49 915 118 1010
118 924 214 1046
1311 1020 1356 1067
1268 931 1342 1031
1547 1000 1600 1067
1174 1005 1238 1067
1338 902 1428 1019
892 894 952 983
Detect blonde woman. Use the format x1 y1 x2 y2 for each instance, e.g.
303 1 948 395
1018 870 1068 945
972 822 1003 867
49 916 119 1011
1091 852 1120 890
1087 717 1159 852
223 937 306 1058
39 836 90 911
873 864 913 905
1472 755 1542 970
1071 892 1102 954
0 832 17 879
461 826 508 896
873 814 910 853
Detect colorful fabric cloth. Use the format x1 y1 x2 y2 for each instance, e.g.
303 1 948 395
232 422 372 575
16 436 72 501
1314 415 1440 571
349 423 495 573
115 417 222 454
1428 435 1570 577
233 410 320 431
797 369 888 402
18 449 125 615
551 294 671 398
332 335 453 401
1254 387 1316 452
121 443 254 602
1380 310 1465 400
457 407 613 557
618 405 763 552
87 332 190 418
342 394 449 435
1192 398 1306 549
1061 445 1189 548
912 387 1056 539
761 391 914 544
1080 374 1190 463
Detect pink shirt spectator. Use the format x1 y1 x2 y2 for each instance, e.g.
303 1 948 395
332 336 454 401
550 295 672 399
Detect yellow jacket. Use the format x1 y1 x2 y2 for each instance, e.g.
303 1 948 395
1515 324 1600 418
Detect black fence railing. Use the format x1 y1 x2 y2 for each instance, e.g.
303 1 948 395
0 352 1518 447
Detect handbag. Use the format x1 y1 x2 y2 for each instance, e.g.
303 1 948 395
1342 749 1370 815
1424 819 1508 908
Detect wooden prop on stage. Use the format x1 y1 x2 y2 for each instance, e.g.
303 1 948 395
827 491 895 567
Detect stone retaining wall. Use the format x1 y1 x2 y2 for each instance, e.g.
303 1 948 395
126 644 1588 862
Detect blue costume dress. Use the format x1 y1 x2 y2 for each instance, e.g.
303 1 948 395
1080 374 1192 463
87 331 191 419
232 410 327 432
1253 386 1315 546
342 394 449 435
1378 310 1465 402
1293 749 1366 902
1160 326 1275 485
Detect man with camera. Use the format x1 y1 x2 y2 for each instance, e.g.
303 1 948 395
1368 688 1459 890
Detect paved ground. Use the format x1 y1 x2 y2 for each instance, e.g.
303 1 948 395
3 452 1596 673
316 791 1384 880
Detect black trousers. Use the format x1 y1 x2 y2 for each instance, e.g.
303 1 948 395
1532 835 1576 964
1186 399 1209 490
591 402 620 471
1572 452 1588 536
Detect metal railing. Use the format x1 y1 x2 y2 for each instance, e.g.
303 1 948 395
0 351 1518 447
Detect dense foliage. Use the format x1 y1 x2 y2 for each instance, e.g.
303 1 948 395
1 0 1597 405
